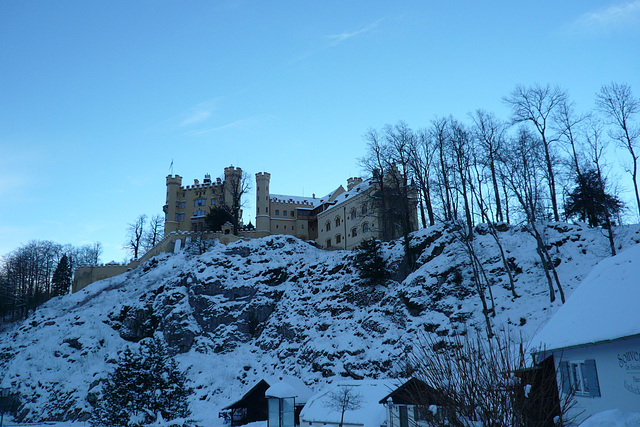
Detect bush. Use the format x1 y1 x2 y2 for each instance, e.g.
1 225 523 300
406 331 576 426
91 337 192 427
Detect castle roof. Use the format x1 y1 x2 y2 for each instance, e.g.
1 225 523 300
319 179 372 215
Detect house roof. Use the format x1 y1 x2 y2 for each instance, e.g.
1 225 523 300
532 244 640 352
300 380 394 427
265 376 313 405
222 379 270 410
378 378 436 405
319 179 373 216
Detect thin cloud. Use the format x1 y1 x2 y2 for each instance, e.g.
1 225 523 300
289 18 386 65
566 1 640 35
326 19 384 46
177 98 221 127
185 115 275 136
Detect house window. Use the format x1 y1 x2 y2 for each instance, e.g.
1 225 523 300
335 234 342 244
211 199 216 205
175 201 179 208
350 208 357 220
194 199 205 207
559 360 600 397
283 210 287 217
335 216 341 227
326 221 331 231
326 239 331 248
180 213 184 221
193 209 205 217
290 211 294 217
363 222 370 233
351 227 357 237
180 202 185 209
275 210 280 216
361 203 368 215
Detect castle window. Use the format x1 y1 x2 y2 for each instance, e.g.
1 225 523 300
290 211 294 217
180 202 185 209
257 207 260 213
326 239 331 248
193 209 205 217
195 199 206 207
211 199 216 205
275 210 280 216
361 204 368 215
363 222 370 233
326 221 331 231
351 227 357 237
335 216 341 227
176 201 179 208
175 213 180 221
276 225 279 229
283 210 287 217
284 225 287 229
180 213 184 221
335 234 342 244
350 209 357 220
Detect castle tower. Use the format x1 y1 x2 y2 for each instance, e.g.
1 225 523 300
164 175 183 235
224 166 244 219
255 172 271 232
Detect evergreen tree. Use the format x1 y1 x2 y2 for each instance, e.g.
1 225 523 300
51 254 72 297
564 169 623 227
92 337 192 427
353 239 388 286
204 206 235 232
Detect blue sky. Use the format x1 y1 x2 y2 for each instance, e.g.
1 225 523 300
1 1 639 263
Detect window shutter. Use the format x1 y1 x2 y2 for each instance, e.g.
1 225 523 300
558 361 571 395
582 359 601 397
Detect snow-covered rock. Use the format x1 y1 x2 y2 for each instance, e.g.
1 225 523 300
1 223 639 424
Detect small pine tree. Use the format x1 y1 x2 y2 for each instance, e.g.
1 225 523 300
92 337 192 427
204 206 235 232
51 254 72 297
564 169 623 227
353 239 388 286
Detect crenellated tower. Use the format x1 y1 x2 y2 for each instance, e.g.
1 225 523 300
255 172 271 232
164 175 183 235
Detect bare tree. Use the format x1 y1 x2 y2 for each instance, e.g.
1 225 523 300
325 386 363 427
471 109 506 223
144 214 164 251
407 331 576 426
500 128 565 304
409 128 437 226
596 82 640 217
125 214 147 260
504 84 567 221
449 119 474 237
431 117 455 221
223 170 251 235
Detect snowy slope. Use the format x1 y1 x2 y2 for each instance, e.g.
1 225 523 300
1 223 639 424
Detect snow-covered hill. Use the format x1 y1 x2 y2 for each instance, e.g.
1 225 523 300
1 222 639 424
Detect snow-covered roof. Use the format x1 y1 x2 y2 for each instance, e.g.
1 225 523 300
265 376 313 405
300 380 395 427
270 194 321 206
533 244 640 352
320 179 372 215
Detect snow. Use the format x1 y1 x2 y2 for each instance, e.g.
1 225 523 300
300 380 395 427
532 244 640 352
265 376 313 404
1 223 640 423
578 409 640 426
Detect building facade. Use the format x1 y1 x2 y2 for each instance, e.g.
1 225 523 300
256 171 418 250
163 166 244 234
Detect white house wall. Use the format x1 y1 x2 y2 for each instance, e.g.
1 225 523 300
552 335 640 422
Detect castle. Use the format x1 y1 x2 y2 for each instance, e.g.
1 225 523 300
72 165 418 291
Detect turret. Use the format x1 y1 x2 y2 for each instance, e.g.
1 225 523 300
164 175 183 235
347 177 363 191
255 172 271 232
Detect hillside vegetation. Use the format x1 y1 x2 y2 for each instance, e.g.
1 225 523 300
1 222 639 423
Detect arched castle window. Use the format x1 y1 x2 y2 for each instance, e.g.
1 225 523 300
326 238 331 248
326 221 331 231
351 227 357 237
335 234 342 244
362 222 369 233
361 203 368 215
335 216 341 227
350 208 357 220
